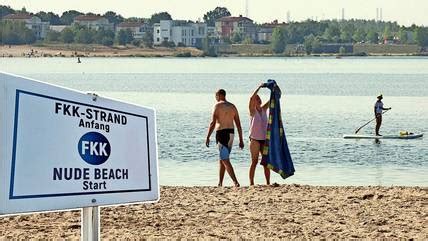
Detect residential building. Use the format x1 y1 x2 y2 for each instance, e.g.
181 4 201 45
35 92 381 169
116 22 151 39
257 20 287 43
73 15 114 31
2 13 50 39
49 25 68 32
215 15 256 41
153 20 207 47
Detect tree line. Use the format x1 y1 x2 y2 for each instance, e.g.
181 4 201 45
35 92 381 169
1 4 428 51
270 19 428 54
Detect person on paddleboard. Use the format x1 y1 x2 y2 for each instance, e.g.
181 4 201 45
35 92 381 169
374 94 391 136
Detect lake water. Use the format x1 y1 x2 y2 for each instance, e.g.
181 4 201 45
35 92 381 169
1 57 427 186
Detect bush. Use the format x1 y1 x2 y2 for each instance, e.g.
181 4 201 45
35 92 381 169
174 51 192 57
177 42 186 47
101 37 114 46
45 30 61 42
160 40 176 48
132 39 141 47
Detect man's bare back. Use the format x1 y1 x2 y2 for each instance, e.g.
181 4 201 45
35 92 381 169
214 101 238 130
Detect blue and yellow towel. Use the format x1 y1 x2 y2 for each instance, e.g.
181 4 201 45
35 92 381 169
261 79 295 179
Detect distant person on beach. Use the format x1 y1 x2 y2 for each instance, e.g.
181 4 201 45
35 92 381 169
374 94 391 136
206 89 244 187
248 84 271 185
77 57 81 63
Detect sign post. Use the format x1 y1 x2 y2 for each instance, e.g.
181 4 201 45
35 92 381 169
0 72 159 239
82 206 100 241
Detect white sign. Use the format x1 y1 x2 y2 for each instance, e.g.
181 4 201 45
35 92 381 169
0 72 159 215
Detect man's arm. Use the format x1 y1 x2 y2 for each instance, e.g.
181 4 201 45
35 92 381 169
233 106 244 149
205 106 217 147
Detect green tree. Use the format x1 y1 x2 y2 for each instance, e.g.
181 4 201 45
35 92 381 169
132 39 141 47
339 46 346 55
271 27 287 53
35 11 61 25
75 28 94 44
0 5 16 18
45 30 60 42
142 31 154 48
383 26 392 40
0 21 35 44
60 10 83 25
149 12 172 25
323 25 340 42
366 30 379 43
242 37 253 44
61 27 75 43
101 37 114 46
202 37 217 56
353 28 366 43
203 7 231 27
414 27 428 47
303 34 318 54
231 31 243 43
94 29 114 44
340 24 354 43
398 28 408 44
117 29 134 45
103 11 124 25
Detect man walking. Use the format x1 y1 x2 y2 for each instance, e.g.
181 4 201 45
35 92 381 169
206 89 244 187
374 94 391 136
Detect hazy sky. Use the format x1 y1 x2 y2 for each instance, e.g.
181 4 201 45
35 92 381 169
2 0 427 26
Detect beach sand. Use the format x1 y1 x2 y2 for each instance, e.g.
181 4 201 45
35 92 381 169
0 44 204 58
0 185 426 239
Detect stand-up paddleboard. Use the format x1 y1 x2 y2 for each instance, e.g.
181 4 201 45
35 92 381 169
344 133 423 139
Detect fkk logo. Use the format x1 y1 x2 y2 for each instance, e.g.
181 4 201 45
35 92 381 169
78 132 111 165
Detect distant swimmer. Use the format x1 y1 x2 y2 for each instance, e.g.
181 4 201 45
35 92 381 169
205 89 244 187
77 57 81 63
374 94 391 136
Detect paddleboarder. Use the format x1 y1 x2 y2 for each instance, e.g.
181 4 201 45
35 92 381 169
374 94 391 136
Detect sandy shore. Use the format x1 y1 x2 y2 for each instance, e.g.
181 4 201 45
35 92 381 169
0 185 426 239
0 44 204 58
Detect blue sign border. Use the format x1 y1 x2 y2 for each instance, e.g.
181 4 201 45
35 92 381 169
9 89 153 199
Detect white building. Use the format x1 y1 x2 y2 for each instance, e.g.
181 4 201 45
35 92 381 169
73 15 114 31
49 25 68 32
153 20 207 47
116 22 151 39
2 13 50 39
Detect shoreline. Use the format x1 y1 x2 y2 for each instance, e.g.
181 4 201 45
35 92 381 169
1 44 427 58
0 185 426 239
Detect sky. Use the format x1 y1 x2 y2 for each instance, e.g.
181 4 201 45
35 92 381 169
2 0 427 26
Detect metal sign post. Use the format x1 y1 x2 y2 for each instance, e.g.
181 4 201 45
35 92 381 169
82 206 100 241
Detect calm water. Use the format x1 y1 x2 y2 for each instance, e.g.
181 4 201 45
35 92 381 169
1 57 428 186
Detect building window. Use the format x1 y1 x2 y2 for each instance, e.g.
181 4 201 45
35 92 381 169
157 29 159 34
191 30 194 36
157 38 160 42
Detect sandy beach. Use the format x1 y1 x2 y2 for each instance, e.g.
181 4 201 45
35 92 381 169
0 185 426 239
0 44 204 58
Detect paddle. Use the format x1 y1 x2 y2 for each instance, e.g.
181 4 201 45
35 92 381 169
355 109 390 134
